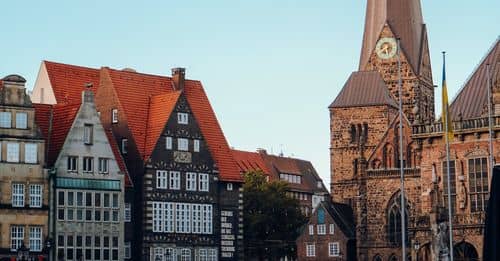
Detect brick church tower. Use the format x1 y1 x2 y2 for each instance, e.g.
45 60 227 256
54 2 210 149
329 0 434 260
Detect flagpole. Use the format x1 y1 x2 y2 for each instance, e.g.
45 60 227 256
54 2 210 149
487 64 494 172
397 38 407 261
443 52 454 261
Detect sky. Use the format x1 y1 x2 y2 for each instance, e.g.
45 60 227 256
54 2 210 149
1 0 498 189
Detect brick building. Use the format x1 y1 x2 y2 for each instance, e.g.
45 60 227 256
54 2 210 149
0 75 49 260
329 0 499 260
31 61 244 261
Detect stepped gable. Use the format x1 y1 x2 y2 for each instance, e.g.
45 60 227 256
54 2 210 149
450 38 500 120
44 61 100 104
231 149 271 175
329 71 398 108
359 0 425 72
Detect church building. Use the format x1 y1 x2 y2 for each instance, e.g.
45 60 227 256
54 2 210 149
329 0 499 260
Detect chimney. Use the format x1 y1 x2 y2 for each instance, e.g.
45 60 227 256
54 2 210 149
171 67 186 91
256 148 267 155
82 83 94 103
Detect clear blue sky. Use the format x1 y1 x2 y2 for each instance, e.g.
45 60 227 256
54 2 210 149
1 0 498 189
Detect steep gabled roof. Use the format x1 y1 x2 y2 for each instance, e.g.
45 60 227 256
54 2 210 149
44 61 100 104
144 92 181 159
231 149 271 175
330 71 398 109
104 129 133 187
359 0 425 72
450 38 500 120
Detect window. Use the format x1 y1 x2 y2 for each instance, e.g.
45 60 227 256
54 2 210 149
329 242 340 257
98 158 109 173
121 139 128 154
67 156 78 172
192 204 202 234
306 244 315 257
180 248 191 261
152 202 211 234
156 170 168 189
200 249 216 261
186 172 197 191
309 225 314 235
329 224 335 234
178 138 189 151
83 157 93 173
16 112 28 129
166 136 173 150
469 157 489 212
227 183 233 191
317 224 326 235
12 183 25 207
442 161 457 214
177 112 188 124
170 171 180 190
7 143 20 162
24 143 38 163
11 226 24 251
124 242 131 259
0 111 11 128
165 248 175 261
125 203 131 222
199 173 209 192
30 184 42 208
202 205 212 234
83 124 93 144
194 139 200 152
112 109 118 123
153 202 164 232
387 192 409 246
29 227 42 252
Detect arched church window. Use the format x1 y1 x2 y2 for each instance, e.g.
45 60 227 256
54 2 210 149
350 124 357 143
373 254 383 261
388 255 398 261
387 192 409 246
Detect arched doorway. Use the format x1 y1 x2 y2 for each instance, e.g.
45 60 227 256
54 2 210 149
417 243 432 261
453 241 479 261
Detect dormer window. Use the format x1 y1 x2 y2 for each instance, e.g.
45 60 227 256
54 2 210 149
112 109 118 123
177 113 188 124
15 112 27 129
83 124 93 145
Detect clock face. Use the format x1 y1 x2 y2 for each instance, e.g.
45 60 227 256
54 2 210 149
376 37 398 59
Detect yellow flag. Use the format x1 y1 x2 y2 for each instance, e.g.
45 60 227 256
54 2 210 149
442 53 453 141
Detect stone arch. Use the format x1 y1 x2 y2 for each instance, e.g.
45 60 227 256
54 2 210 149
406 141 417 168
386 191 410 246
372 254 383 261
453 241 479 261
388 254 398 261
383 143 395 169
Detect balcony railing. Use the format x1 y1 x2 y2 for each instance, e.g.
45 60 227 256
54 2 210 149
367 168 420 178
412 115 500 135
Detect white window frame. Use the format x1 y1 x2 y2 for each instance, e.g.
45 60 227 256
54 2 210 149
191 204 202 234
165 203 174 233
12 183 25 207
67 156 78 172
83 157 93 173
180 248 191 261
177 112 188 124
11 226 24 251
227 183 233 191
153 202 164 232
7 142 20 162
29 184 43 208
198 173 209 192
193 139 200 152
317 224 326 235
169 171 180 190
29 227 42 252
83 124 93 145
98 158 109 174
165 248 175 261
165 136 173 150
15 112 28 129
156 170 168 189
306 243 315 257
24 143 38 163
124 242 131 259
328 242 340 257
202 204 212 234
308 225 314 235
112 109 118 123
0 111 12 128
329 224 335 235
178 138 189 151
121 139 128 154
124 203 131 222
186 172 197 191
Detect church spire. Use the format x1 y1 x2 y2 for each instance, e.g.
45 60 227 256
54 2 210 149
359 0 425 72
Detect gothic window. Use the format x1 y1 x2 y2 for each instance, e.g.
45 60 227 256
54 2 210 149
387 192 409 246
373 255 382 261
362 122 368 142
442 161 457 214
350 124 357 143
383 144 394 169
453 241 479 261
388 255 398 261
468 157 489 212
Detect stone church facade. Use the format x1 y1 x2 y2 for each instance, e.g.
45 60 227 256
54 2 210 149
329 0 499 260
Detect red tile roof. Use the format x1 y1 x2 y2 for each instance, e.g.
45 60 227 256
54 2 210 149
43 61 242 182
330 71 398 108
44 61 100 104
450 38 499 120
231 149 271 175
